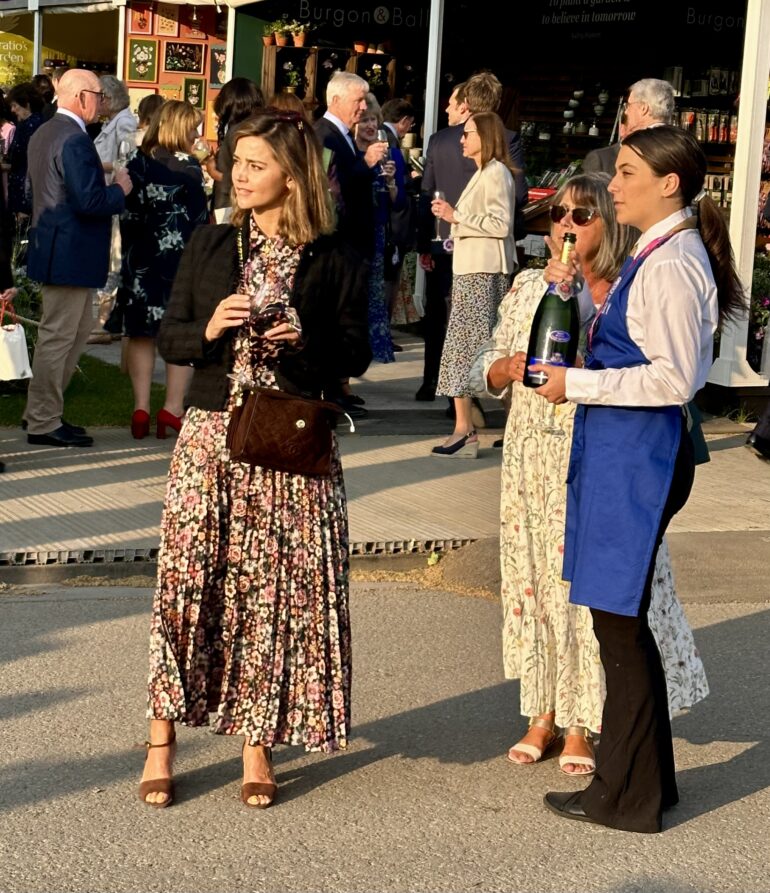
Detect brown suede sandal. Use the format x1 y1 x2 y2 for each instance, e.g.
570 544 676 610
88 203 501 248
241 742 278 809
138 734 176 809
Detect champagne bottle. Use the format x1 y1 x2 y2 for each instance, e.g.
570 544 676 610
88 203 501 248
523 232 579 388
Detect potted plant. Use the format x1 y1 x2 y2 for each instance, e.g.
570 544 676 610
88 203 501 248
273 16 291 47
282 60 302 94
262 22 275 47
290 21 311 47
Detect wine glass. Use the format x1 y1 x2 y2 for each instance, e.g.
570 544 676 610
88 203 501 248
432 189 445 241
112 138 132 174
376 128 391 160
192 137 211 162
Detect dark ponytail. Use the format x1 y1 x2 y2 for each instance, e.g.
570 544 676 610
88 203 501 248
623 125 746 327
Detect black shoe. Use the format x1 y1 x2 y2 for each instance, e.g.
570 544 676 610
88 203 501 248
747 431 770 460
21 419 86 435
27 425 94 447
392 343 403 352
333 398 368 421
345 394 366 406
543 792 597 826
493 438 504 448
0 460 5 473
415 384 436 402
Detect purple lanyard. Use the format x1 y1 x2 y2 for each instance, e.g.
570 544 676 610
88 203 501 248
586 232 677 352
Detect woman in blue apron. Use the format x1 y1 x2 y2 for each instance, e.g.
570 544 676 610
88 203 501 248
529 126 744 833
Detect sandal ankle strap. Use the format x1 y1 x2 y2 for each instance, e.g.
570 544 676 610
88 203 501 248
144 733 176 750
563 725 593 739
528 717 557 733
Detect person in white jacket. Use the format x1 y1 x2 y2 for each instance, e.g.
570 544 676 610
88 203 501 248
430 111 516 457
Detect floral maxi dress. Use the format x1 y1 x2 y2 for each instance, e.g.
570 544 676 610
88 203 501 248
470 269 709 732
147 227 351 753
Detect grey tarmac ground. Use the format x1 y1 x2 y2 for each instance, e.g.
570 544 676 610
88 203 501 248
0 334 768 893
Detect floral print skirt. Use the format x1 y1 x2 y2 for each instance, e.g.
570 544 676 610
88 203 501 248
147 407 351 753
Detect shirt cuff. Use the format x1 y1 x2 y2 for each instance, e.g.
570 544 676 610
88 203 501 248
565 367 600 404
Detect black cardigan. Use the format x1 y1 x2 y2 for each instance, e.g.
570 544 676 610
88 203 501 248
157 223 372 409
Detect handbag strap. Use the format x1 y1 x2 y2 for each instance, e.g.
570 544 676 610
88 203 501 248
0 299 18 327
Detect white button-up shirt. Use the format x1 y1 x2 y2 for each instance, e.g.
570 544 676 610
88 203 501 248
566 208 719 406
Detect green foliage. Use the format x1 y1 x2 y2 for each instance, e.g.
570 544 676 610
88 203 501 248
427 551 441 567
0 354 166 427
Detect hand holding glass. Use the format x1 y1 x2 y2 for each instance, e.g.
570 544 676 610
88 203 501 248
432 189 445 241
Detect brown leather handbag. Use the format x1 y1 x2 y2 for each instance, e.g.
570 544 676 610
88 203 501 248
226 386 344 477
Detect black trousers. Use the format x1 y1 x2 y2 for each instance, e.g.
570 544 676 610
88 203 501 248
420 254 452 390
580 419 695 833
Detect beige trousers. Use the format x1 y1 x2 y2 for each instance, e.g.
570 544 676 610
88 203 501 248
24 285 93 434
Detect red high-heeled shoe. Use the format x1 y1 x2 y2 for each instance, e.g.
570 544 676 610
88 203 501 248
131 409 150 440
156 408 183 439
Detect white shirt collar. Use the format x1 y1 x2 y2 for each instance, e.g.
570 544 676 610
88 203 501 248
384 121 399 139
323 110 356 151
56 108 86 133
634 207 693 256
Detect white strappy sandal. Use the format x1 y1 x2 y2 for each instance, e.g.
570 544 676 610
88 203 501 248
507 717 560 765
558 726 596 776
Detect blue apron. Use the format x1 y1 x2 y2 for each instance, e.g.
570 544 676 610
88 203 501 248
563 246 683 618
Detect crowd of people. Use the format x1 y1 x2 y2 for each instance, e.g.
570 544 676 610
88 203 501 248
0 65 763 834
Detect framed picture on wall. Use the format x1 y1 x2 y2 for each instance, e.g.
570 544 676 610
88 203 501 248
127 86 155 116
159 83 182 101
163 41 205 74
209 45 227 90
155 3 180 38
183 77 206 111
127 38 158 83
128 3 153 35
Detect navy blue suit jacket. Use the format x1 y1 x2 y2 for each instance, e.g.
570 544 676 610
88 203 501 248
418 122 528 251
314 116 376 259
26 114 125 287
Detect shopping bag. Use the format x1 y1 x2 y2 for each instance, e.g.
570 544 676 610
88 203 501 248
0 299 33 381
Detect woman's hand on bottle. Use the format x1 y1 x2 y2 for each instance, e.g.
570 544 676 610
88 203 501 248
508 351 527 383
204 294 251 342
530 363 568 404
543 235 582 287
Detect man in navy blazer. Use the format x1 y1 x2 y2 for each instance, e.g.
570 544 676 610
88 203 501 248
24 69 132 448
314 71 388 261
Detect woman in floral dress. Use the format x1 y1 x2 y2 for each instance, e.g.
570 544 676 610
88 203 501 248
138 110 370 809
470 173 708 775
107 100 208 439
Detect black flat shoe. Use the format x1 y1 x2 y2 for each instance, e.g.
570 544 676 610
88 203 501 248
392 343 403 352
27 425 94 448
544 791 596 825
345 394 366 406
21 419 86 435
415 384 436 402
746 431 770 460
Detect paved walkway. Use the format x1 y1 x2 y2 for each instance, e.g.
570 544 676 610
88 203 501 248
1 336 768 566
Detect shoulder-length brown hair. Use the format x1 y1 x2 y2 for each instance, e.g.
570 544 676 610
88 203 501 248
141 100 199 157
471 111 519 176
552 172 636 283
230 110 334 245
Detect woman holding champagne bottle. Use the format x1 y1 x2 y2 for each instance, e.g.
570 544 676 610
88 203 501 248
529 128 744 832
470 171 708 779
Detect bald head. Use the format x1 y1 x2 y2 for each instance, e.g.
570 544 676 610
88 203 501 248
57 69 104 123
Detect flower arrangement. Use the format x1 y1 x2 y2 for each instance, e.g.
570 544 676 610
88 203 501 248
283 60 301 88
289 20 311 34
365 62 384 87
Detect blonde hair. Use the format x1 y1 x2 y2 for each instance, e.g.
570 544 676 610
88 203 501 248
142 100 200 157
230 111 334 244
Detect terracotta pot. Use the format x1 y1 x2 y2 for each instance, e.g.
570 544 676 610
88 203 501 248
353 41 367 53
275 32 290 46
292 33 306 46
262 34 274 46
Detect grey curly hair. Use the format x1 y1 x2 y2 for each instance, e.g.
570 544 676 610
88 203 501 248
628 78 675 125
99 74 130 116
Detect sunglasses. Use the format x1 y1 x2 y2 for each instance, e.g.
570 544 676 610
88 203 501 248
549 204 598 226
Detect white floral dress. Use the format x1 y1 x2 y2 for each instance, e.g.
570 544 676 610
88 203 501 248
469 269 709 732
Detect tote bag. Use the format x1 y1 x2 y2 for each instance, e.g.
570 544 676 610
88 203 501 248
0 299 33 381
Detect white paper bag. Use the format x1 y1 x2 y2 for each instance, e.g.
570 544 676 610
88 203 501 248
0 302 33 381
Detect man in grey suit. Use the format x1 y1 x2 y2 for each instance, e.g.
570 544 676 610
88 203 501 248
24 69 132 448
416 71 527 402
582 78 676 174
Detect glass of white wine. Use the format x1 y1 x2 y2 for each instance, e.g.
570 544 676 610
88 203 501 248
432 189 445 241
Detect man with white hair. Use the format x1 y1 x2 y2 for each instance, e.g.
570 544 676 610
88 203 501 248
314 71 388 260
582 77 675 175
24 69 132 448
